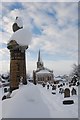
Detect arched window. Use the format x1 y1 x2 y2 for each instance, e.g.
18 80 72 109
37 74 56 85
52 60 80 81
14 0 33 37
50 76 51 80
38 77 40 81
48 76 49 80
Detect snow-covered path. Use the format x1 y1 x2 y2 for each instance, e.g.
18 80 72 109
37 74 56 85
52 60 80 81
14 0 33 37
2 83 50 118
37 85 78 118
2 83 78 118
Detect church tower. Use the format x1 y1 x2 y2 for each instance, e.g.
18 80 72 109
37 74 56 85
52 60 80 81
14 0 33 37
37 50 43 69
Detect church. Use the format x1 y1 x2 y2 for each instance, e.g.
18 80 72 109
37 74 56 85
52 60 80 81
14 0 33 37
33 50 54 84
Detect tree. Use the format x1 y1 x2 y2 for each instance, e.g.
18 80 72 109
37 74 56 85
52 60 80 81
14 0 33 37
70 64 80 81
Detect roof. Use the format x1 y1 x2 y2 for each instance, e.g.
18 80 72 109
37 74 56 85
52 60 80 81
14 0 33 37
54 77 67 82
54 77 62 81
36 69 52 75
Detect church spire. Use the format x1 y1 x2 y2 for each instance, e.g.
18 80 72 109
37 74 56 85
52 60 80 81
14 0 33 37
38 49 41 62
37 50 44 69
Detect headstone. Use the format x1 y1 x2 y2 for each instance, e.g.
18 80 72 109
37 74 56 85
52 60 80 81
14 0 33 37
52 85 56 95
4 88 7 93
71 88 77 95
63 83 65 86
47 84 49 89
52 85 56 90
59 88 61 93
59 88 64 94
58 85 60 88
63 100 74 105
42 83 45 87
2 95 6 100
52 91 56 95
64 88 70 98
60 84 63 87
73 82 76 86
69 84 71 87
66 83 68 85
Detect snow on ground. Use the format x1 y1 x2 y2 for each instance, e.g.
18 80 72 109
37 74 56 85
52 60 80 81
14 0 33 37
37 84 78 118
2 83 50 118
2 82 78 118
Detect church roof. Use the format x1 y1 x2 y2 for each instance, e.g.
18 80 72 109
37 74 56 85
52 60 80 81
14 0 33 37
36 67 53 75
36 69 51 75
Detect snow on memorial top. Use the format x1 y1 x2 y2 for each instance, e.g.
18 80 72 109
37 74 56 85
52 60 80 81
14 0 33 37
14 17 23 28
9 17 32 46
10 28 32 46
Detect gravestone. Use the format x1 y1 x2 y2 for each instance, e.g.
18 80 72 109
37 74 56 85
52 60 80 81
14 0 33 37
42 83 45 87
52 85 56 95
52 91 56 95
59 88 62 92
47 84 49 89
2 95 6 100
64 88 70 98
2 92 11 101
73 82 76 86
4 88 7 93
59 88 64 94
66 83 68 85
63 83 65 86
71 88 77 95
58 85 60 88
60 84 63 87
63 100 74 105
52 85 56 90
69 84 71 87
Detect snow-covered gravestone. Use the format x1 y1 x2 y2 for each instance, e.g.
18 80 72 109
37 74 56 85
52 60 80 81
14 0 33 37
71 88 77 95
64 88 70 98
59 88 64 94
52 85 56 90
63 88 74 105
47 84 49 89
7 17 32 92
51 85 56 95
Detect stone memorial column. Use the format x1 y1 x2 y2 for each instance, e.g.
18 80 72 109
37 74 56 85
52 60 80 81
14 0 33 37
7 17 32 92
7 41 28 91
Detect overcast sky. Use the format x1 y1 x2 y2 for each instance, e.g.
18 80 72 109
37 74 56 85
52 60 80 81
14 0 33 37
0 1 78 76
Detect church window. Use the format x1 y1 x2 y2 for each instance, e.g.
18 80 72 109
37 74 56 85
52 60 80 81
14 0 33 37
48 76 49 80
